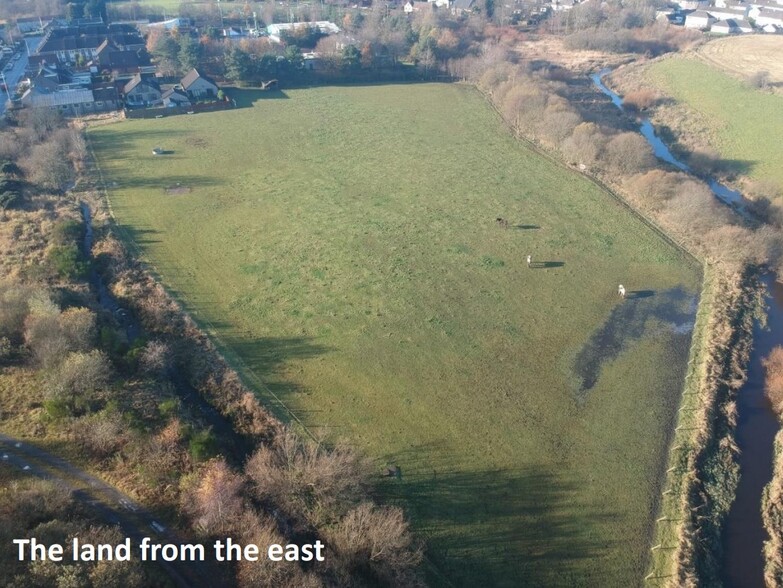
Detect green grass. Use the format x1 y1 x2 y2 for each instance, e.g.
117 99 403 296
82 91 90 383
89 83 702 586
647 57 783 190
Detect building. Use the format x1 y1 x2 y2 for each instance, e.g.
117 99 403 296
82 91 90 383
711 18 754 32
266 22 340 43
754 8 783 25
404 1 435 12
20 87 98 116
180 69 219 100
452 0 477 13
17 17 52 36
161 88 191 108
123 74 162 107
32 23 145 66
674 0 709 10
684 9 716 28
707 5 750 19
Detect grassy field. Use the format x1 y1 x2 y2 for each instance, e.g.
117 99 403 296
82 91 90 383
645 55 783 191
90 83 702 586
698 35 783 87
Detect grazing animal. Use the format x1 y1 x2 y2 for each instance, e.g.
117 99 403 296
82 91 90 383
526 255 532 268
618 284 626 298
496 217 509 229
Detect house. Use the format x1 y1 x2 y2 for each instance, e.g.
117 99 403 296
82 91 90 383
684 10 716 28
33 23 145 66
180 69 219 100
93 39 151 75
123 74 162 107
711 18 754 32
266 22 340 40
92 85 120 111
707 5 750 19
452 0 477 13
749 0 783 17
146 18 191 32
754 8 783 25
17 17 52 36
20 87 97 116
549 0 579 11
161 88 191 108
405 0 434 11
675 0 709 10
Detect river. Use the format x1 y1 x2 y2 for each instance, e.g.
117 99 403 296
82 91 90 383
591 69 783 588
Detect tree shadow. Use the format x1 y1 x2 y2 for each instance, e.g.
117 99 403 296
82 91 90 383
573 286 696 396
380 464 620 586
228 88 290 108
530 261 565 269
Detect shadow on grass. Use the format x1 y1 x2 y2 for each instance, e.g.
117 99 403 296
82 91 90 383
573 286 696 396
530 261 565 269
514 224 540 230
228 88 290 108
381 465 619 587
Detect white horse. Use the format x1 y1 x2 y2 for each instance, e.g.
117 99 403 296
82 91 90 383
618 284 626 298
526 255 532 267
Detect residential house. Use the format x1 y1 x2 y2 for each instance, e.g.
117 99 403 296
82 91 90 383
123 74 162 107
549 0 580 11
20 87 97 116
17 17 52 36
707 5 750 19
405 0 435 11
33 23 145 66
180 68 219 100
754 8 783 25
675 0 709 10
684 10 716 28
711 18 754 32
92 84 120 111
93 39 151 75
161 88 191 108
452 0 477 13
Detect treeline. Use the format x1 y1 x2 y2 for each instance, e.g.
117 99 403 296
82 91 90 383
0 113 423 587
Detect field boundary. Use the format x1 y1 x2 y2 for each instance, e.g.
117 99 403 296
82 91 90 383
84 130 320 443
474 82 730 585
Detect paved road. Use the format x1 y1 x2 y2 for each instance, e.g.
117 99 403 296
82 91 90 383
0 35 43 116
0 433 215 588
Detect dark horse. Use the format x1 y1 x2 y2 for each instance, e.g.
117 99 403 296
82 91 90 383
495 217 509 228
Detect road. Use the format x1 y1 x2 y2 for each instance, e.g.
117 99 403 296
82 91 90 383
0 35 43 116
0 433 216 588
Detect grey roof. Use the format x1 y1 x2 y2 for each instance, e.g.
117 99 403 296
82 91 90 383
688 10 713 17
161 88 189 101
123 74 160 94
27 88 94 107
180 68 218 91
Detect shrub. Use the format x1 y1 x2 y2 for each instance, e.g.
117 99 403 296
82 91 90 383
51 219 82 246
45 350 112 407
188 428 219 462
605 132 655 174
623 88 659 111
764 347 783 415
46 244 88 280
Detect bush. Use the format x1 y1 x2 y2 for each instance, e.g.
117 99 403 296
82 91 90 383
46 244 88 280
45 350 112 407
605 132 655 174
188 428 219 462
51 220 82 246
764 347 783 415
